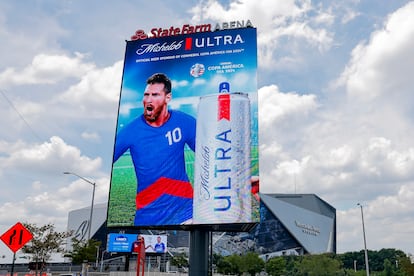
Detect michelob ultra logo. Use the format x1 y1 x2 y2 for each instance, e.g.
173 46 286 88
135 33 245 56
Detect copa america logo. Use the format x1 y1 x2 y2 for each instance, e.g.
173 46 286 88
190 63 205 77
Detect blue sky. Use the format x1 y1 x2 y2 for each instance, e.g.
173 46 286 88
1 0 414 262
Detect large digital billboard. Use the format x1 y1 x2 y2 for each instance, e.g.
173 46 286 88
107 25 259 230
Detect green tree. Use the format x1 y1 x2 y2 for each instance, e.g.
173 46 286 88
217 254 243 275
212 253 223 272
377 258 406 276
67 238 101 265
22 223 72 275
338 251 366 271
216 255 232 275
170 253 189 272
398 254 414 275
338 248 408 274
342 269 367 276
283 255 300 276
382 259 393 276
295 253 343 276
265 256 286 276
241 252 264 276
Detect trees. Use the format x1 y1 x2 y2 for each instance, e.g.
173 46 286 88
240 249 412 275
22 223 72 274
67 238 101 265
265 256 286 276
216 253 264 275
398 254 414 275
21 222 103 269
294 253 343 276
22 223 72 263
217 254 243 275
170 253 189 272
339 248 408 273
241 252 265 276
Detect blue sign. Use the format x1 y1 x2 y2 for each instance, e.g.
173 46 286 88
107 233 168 253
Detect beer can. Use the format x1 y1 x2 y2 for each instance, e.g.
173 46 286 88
193 91 251 224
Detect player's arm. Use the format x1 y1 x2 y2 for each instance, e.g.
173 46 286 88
113 126 131 162
187 115 196 152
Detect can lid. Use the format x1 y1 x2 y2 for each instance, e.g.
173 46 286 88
219 82 230 93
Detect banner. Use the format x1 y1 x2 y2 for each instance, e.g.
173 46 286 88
107 27 259 230
107 233 167 254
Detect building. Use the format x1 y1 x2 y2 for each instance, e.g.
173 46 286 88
213 193 336 258
66 193 336 263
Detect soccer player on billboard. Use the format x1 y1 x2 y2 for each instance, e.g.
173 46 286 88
113 73 196 226
147 236 166 253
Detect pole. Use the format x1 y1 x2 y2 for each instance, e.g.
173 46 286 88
209 231 213 276
63 172 96 240
358 203 370 276
88 182 95 241
82 260 88 276
189 229 209 276
100 250 106 272
10 253 16 276
95 246 99 268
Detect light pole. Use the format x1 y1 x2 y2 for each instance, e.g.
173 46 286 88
100 250 107 272
95 246 100 268
64 171 96 241
357 203 370 276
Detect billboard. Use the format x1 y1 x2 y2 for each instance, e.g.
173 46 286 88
107 233 167 254
107 26 259 230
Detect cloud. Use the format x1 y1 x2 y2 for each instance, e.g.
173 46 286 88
0 178 109 232
258 84 318 129
0 53 95 87
337 181 414 252
336 2 414 104
57 60 123 118
254 2 414 254
0 136 108 230
1 136 101 177
81 131 101 142
313 2 414 202
0 2 68 72
189 0 334 70
0 56 122 144
257 84 318 192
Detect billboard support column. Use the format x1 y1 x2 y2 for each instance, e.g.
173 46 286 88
82 260 88 276
189 229 209 276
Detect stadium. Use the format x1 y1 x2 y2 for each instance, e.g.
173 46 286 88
65 193 336 271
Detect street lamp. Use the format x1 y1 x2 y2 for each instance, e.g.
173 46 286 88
100 250 107 272
95 246 100 268
64 171 96 241
357 203 370 276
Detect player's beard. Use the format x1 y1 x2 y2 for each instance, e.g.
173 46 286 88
144 105 163 122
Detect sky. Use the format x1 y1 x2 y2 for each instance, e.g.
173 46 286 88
1 0 414 263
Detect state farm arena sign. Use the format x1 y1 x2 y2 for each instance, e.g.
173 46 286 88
130 20 254 40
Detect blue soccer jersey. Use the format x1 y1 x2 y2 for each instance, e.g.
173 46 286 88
113 110 196 226
154 242 165 253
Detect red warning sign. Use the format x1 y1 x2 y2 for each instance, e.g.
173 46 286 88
0 222 33 253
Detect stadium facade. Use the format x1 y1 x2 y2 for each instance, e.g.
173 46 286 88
66 193 336 259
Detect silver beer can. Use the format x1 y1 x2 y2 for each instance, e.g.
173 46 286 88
193 89 251 224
